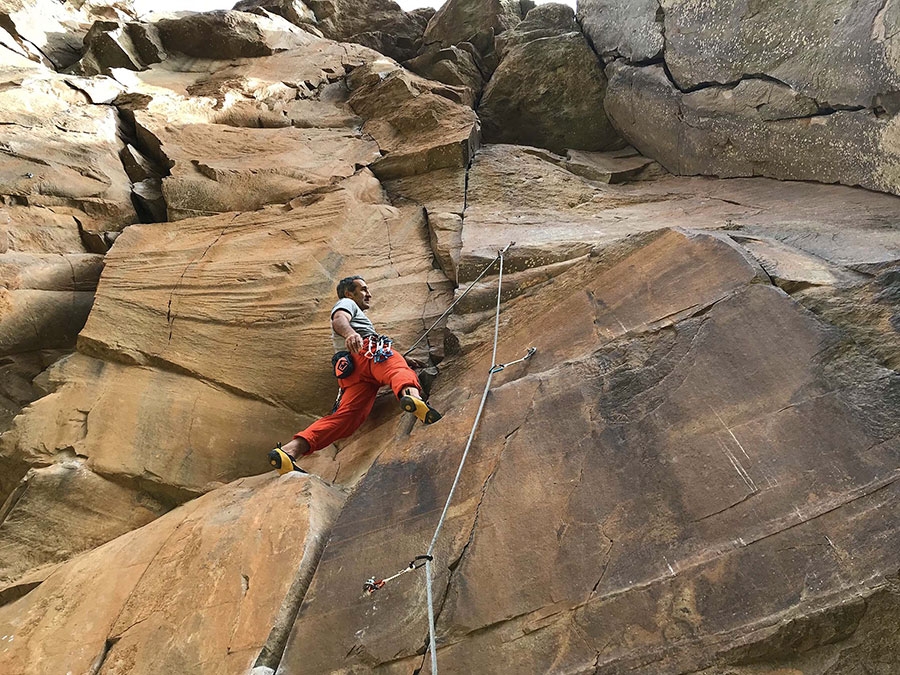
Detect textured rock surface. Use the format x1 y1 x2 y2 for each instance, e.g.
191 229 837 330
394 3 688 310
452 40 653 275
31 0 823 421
0 473 343 675
305 0 426 61
0 5 899 674
348 62 480 179
584 0 900 196
279 228 900 673
0 70 138 231
422 0 522 51
605 62 900 195
578 0 664 62
479 31 622 154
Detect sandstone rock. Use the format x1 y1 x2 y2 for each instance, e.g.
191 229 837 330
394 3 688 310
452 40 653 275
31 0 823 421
564 147 663 183
74 19 166 76
658 0 900 108
422 0 522 51
0 472 344 675
0 70 138 232
304 0 425 61
279 228 900 673
495 1 579 58
428 211 463 284
139 116 380 219
479 32 622 154
604 62 900 196
404 45 484 108
155 9 314 60
347 63 480 179
0 462 167 584
233 0 318 28
0 0 91 69
578 0 664 62
0 251 102 356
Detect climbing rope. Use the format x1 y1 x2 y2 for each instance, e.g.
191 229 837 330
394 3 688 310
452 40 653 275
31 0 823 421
364 242 536 675
403 246 516 357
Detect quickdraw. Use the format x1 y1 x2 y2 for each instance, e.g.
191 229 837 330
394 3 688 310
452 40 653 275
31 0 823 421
364 335 394 363
363 555 432 596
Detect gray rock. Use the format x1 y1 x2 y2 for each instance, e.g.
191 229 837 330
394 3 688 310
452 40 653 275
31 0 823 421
577 0 664 63
422 0 522 51
232 0 318 27
405 45 484 108
496 2 578 58
74 20 165 76
604 62 900 196
479 33 622 154
659 0 900 107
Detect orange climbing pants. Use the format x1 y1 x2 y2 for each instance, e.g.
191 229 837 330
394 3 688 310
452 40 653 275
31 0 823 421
294 344 420 454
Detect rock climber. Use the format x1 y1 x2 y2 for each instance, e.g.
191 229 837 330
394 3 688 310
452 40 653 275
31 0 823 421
268 275 441 474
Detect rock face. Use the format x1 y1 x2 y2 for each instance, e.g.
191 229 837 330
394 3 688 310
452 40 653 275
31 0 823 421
304 0 427 61
280 228 900 673
582 0 900 195
479 27 622 154
1 4 900 675
0 473 343 675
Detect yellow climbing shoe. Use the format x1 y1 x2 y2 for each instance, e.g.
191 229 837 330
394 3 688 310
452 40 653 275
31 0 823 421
400 395 442 425
267 447 307 475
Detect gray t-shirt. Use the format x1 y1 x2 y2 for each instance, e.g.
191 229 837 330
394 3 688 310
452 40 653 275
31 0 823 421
331 298 376 352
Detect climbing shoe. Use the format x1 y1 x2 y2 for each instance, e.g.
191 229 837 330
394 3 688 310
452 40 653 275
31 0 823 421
400 395 442 425
268 445 308 476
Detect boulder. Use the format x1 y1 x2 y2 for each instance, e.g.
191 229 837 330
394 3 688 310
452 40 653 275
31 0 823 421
0 472 344 675
154 10 314 59
347 62 480 179
495 1 579 58
232 0 318 28
604 62 900 196
657 0 900 108
304 0 426 61
279 227 900 673
479 32 622 154
422 0 522 51
577 0 664 63
73 20 166 76
404 45 484 108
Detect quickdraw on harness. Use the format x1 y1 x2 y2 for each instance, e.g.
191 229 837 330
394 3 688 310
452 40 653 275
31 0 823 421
363 334 394 363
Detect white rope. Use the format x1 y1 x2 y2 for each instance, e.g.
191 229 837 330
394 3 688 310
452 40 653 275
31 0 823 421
403 247 513 357
422 242 528 674
363 242 536 675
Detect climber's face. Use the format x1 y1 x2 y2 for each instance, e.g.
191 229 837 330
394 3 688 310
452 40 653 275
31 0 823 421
346 279 371 310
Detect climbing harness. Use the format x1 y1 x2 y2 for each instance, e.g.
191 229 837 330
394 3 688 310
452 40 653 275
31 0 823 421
362 242 536 675
363 334 394 363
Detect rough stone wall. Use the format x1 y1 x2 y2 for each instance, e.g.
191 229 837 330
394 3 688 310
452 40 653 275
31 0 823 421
0 3 898 675
579 0 900 195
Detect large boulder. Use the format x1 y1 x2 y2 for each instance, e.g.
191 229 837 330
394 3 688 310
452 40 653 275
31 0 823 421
582 0 900 196
422 0 522 51
604 62 900 195
304 0 427 61
155 9 313 59
479 28 622 154
0 472 344 675
577 0 664 63
347 61 480 179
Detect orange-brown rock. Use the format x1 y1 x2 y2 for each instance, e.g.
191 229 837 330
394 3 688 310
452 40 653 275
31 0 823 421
348 61 480 179
0 472 343 675
279 228 900 673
